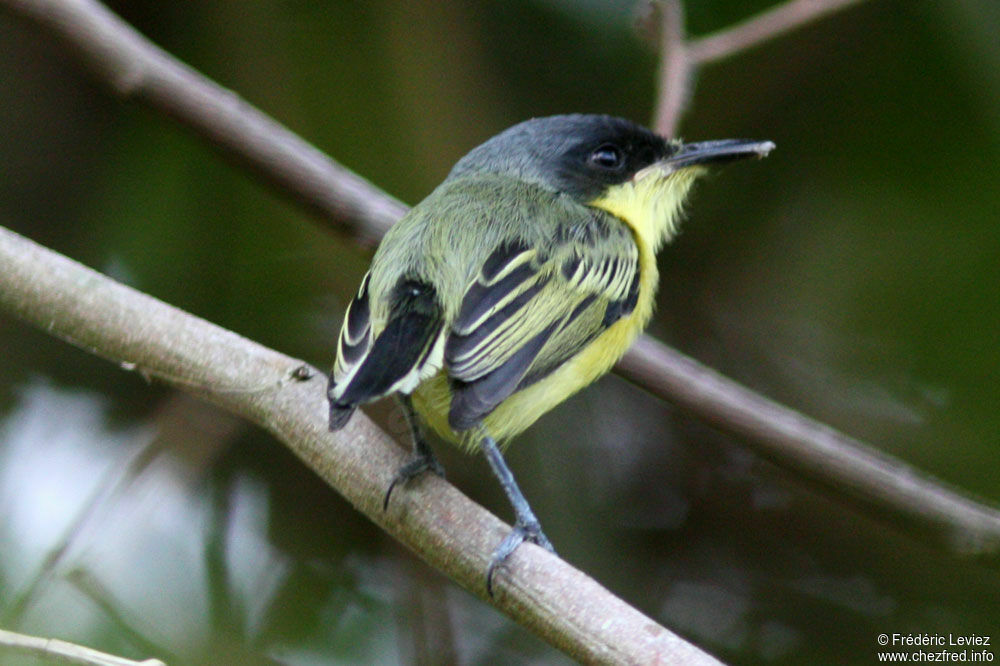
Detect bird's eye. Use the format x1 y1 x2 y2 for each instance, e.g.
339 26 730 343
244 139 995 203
588 144 624 170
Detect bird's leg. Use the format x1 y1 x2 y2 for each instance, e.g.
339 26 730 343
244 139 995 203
479 433 555 595
384 394 445 510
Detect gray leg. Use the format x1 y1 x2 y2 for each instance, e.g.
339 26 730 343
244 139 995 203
480 434 554 595
384 395 445 510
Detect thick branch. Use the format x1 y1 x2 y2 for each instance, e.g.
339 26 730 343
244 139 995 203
0 225 723 665
4 0 999 565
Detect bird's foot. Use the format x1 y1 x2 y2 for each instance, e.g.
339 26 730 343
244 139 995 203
486 520 555 596
383 451 445 511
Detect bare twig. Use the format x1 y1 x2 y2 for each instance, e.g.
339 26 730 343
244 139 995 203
0 627 165 666
638 0 999 562
650 0 689 137
3 0 999 567
687 0 868 64
0 225 724 665
648 0 868 132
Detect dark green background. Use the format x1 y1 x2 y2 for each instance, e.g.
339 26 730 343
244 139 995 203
1 1 998 664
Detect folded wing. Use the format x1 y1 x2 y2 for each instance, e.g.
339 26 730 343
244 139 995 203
446 221 640 431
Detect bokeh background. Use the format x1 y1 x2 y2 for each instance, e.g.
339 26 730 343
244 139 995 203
2 0 999 664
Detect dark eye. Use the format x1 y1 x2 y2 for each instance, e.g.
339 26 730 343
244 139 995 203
588 144 624 170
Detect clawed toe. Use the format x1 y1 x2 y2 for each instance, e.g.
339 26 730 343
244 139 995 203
383 454 445 510
485 521 555 596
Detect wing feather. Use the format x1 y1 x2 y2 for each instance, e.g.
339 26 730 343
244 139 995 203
445 215 640 430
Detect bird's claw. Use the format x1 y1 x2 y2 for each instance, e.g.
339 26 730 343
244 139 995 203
383 453 445 511
485 520 555 596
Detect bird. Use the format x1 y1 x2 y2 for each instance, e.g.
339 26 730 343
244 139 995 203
327 114 773 593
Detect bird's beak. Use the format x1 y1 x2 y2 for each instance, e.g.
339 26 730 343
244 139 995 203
635 139 775 180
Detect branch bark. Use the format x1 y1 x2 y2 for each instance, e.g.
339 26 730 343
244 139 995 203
0 224 723 665
3 0 999 571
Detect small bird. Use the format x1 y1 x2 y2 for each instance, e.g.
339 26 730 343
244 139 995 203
328 114 773 592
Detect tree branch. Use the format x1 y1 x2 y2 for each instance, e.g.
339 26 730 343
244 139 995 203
0 627 165 666
0 224 724 665
618 337 1000 558
687 0 868 65
3 0 999 569
639 0 1000 559
650 0 689 136
645 0 868 134
1 0 405 248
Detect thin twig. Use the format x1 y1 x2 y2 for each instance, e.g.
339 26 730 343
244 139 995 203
618 337 1000 558
648 0 868 132
0 225 724 666
3 0 999 565
650 0 689 137
687 0 868 64
642 0 1000 557
0 627 165 666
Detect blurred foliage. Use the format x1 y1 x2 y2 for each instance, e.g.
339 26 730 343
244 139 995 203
1 0 999 664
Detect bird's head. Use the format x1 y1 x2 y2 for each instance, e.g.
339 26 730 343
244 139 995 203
449 114 774 248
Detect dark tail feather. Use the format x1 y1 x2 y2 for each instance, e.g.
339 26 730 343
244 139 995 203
328 279 442 432
329 401 356 430
334 280 443 406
